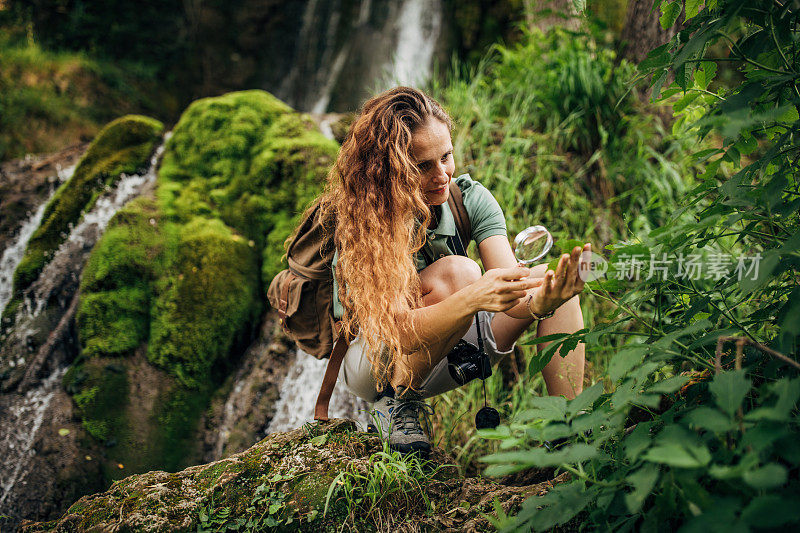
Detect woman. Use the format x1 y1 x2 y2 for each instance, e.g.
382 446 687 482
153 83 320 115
317 87 589 454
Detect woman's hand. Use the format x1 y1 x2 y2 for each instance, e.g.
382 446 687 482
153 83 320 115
528 243 591 317
462 267 544 314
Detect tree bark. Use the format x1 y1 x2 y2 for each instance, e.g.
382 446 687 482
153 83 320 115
619 0 679 65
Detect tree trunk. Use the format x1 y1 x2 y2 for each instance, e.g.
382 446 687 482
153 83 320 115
619 0 679 65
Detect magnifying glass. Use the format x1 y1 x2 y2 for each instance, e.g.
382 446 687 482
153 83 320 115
513 225 553 266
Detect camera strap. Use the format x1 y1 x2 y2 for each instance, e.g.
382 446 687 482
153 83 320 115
446 232 485 355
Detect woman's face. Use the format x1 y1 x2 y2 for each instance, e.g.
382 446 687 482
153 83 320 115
411 117 455 206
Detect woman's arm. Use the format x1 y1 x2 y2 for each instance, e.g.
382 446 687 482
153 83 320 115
396 266 541 353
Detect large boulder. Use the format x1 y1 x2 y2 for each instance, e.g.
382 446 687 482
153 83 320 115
64 90 339 480
21 419 562 533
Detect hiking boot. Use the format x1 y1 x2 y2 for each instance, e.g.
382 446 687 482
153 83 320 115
369 386 433 456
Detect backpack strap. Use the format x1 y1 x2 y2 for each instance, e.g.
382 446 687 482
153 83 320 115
447 180 471 247
314 325 351 421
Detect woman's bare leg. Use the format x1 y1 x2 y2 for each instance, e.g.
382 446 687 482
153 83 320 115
390 256 482 390
490 264 586 399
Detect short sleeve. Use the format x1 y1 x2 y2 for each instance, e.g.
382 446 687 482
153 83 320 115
455 174 507 245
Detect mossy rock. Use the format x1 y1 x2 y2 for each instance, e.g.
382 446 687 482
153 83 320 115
62 349 210 482
146 216 261 387
157 90 338 278
76 196 166 358
67 91 336 481
63 359 128 444
11 115 164 298
21 419 558 533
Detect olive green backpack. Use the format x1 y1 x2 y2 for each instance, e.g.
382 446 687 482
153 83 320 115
267 181 471 419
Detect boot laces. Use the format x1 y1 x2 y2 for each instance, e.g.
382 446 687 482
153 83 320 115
392 397 434 436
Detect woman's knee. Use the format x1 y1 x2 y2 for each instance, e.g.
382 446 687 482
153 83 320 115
420 255 481 304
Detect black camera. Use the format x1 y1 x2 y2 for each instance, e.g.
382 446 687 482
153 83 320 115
447 340 492 385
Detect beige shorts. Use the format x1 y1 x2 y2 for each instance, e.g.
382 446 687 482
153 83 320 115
340 311 514 402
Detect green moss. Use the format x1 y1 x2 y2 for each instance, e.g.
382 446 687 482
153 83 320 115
77 288 149 357
60 90 339 485
63 359 128 443
147 217 261 387
150 385 210 471
76 197 166 358
157 90 337 283
11 115 164 298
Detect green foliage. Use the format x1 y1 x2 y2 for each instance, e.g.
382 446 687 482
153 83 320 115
11 115 163 298
481 1 800 530
429 25 695 255
147 217 261 387
324 441 443 528
0 29 174 161
427 18 698 474
196 471 312 532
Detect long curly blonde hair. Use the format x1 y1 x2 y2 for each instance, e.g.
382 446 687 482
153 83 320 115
318 86 452 390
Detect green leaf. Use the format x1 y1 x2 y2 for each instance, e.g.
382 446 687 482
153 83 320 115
673 91 700 113
520 395 567 422
483 443 598 474
660 1 681 29
625 464 659 513
521 333 571 346
529 484 597 532
567 382 603 418
648 375 690 394
741 495 800 528
623 423 652 461
310 433 329 447
685 0 703 19
643 443 711 468
743 464 787 490
683 407 734 432
608 345 649 382
709 370 750 416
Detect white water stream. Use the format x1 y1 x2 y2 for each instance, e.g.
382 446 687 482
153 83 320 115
21 140 166 321
0 164 75 317
388 0 442 88
267 349 371 433
0 367 66 508
0 139 167 513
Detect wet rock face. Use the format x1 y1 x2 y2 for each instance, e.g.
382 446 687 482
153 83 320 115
0 143 87 254
20 419 562 533
0 383 106 527
1 91 341 528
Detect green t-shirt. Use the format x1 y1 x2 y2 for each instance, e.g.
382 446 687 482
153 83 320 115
331 173 507 319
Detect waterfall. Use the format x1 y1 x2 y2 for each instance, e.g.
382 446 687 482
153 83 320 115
0 137 169 518
279 0 443 113
0 164 75 317
0 367 66 508
22 140 167 321
266 349 371 433
388 0 443 88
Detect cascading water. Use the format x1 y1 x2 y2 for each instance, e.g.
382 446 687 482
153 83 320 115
0 367 66 508
0 138 168 519
388 0 443 89
280 0 444 113
267 349 371 433
0 163 76 317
